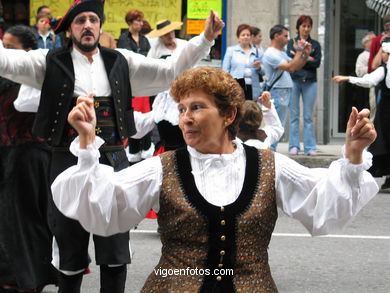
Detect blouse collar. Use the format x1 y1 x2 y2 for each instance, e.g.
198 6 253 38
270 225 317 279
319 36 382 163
235 43 256 55
187 140 244 161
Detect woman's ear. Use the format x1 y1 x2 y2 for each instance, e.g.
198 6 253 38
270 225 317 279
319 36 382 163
226 107 237 125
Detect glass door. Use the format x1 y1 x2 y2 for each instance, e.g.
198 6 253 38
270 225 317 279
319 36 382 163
332 0 378 136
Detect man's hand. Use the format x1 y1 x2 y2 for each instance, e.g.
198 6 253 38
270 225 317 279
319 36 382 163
204 9 225 42
258 91 271 109
294 39 312 58
67 93 96 149
345 107 377 164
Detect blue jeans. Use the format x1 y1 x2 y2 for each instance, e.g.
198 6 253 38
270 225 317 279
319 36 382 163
288 80 317 154
270 87 292 151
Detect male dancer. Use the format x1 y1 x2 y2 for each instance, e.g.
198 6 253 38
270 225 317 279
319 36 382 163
0 0 224 292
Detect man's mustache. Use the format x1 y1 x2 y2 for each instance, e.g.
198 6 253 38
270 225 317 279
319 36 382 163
82 30 94 37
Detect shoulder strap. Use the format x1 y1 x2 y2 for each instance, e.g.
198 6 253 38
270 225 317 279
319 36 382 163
267 70 284 91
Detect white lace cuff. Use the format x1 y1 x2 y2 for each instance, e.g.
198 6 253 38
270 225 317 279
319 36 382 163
69 136 105 159
339 145 373 176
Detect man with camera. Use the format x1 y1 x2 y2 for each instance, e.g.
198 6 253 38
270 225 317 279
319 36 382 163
262 24 311 150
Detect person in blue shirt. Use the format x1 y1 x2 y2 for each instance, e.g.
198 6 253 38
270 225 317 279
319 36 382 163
262 24 311 150
34 12 62 49
222 23 262 100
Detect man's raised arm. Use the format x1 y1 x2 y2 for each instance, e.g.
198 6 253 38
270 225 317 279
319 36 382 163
119 10 225 97
0 40 47 89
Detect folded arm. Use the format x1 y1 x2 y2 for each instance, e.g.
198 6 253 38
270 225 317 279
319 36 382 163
52 136 162 236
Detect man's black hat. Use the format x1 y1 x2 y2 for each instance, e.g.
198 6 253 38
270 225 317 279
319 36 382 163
54 0 104 33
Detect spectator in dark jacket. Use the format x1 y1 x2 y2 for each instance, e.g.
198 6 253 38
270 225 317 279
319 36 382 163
287 15 321 156
117 9 150 56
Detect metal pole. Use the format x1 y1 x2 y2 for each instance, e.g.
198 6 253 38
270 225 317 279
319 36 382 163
322 0 333 144
221 0 228 60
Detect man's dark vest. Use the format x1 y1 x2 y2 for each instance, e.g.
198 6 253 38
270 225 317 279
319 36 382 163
32 45 136 146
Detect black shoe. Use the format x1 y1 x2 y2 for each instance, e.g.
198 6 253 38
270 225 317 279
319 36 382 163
381 177 390 190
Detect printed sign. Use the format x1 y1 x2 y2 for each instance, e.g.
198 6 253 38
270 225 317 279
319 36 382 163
187 0 222 19
30 0 182 39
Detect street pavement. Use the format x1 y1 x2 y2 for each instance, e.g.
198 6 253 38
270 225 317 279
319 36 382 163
42 142 390 293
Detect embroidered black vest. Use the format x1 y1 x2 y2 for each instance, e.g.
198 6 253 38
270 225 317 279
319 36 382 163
32 45 135 147
142 145 278 292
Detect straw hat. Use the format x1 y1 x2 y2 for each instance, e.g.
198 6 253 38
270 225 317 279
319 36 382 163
147 19 183 38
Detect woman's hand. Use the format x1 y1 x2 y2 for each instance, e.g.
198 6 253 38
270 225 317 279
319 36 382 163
259 91 271 109
333 75 350 83
345 107 376 164
303 42 312 56
68 94 96 149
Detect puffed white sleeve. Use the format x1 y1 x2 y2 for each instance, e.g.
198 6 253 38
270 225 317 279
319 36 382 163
261 102 284 146
51 136 163 237
0 41 47 89
349 66 384 88
13 84 41 112
131 111 156 139
274 149 379 236
117 33 213 97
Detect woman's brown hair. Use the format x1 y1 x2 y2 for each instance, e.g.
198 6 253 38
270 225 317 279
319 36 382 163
170 67 245 140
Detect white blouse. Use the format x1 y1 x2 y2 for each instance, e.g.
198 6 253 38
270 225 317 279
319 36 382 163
52 137 378 238
258 103 284 147
349 61 390 88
